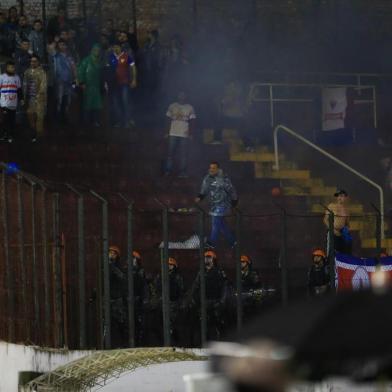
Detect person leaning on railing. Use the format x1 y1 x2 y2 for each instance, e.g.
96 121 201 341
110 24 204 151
323 189 352 255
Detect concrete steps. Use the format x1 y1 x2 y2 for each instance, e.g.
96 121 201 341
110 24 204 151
205 129 390 254
311 204 365 215
230 151 278 162
282 185 337 197
255 167 311 180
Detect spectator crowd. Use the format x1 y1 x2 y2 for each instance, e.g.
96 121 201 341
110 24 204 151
0 5 192 142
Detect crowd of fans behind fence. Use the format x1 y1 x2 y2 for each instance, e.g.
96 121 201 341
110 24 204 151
0 5 192 142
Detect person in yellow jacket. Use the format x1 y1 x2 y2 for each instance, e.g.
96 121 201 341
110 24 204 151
23 54 47 140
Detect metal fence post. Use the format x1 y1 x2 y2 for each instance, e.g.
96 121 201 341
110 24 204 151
67 184 86 349
371 203 382 258
30 181 40 343
16 175 28 341
52 192 64 347
327 211 336 292
196 206 207 347
235 210 243 332
1 170 15 342
90 190 111 349
161 206 171 346
118 193 135 348
280 208 288 305
40 186 50 346
23 172 50 345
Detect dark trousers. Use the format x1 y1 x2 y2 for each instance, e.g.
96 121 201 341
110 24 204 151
110 84 131 126
1 107 16 138
165 136 189 175
209 215 236 247
327 231 352 255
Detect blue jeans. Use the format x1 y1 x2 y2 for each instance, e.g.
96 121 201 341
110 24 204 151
209 215 236 247
111 84 131 126
165 136 188 175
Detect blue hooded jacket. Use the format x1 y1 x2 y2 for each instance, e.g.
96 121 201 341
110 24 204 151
199 169 238 216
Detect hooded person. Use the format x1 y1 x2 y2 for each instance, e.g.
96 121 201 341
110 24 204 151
195 161 238 249
77 43 104 127
23 54 47 140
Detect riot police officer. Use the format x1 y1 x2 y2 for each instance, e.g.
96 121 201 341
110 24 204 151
241 255 260 291
240 254 262 321
128 250 148 345
155 257 185 344
191 250 228 340
108 245 128 347
308 249 330 296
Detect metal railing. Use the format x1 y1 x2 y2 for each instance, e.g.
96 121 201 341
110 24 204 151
248 82 377 129
273 124 385 238
253 70 392 87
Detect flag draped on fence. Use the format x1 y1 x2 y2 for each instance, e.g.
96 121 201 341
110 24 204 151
336 253 392 291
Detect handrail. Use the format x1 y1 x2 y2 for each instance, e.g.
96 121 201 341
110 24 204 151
273 124 385 239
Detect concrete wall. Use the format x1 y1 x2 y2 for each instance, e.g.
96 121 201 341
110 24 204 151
0 342 207 392
0 341 91 392
2 0 392 43
98 361 208 392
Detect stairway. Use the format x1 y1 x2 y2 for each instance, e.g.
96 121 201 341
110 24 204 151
204 128 392 254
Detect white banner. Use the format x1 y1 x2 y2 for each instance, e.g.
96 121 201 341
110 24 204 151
322 87 347 131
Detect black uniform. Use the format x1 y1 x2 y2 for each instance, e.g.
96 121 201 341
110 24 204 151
241 268 262 320
192 265 228 340
110 261 148 347
155 268 185 343
241 269 260 292
308 262 330 296
131 264 148 345
109 261 128 347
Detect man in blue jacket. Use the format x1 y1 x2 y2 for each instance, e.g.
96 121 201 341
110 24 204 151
195 161 238 248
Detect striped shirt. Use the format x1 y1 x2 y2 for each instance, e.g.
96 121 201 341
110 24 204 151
0 73 21 110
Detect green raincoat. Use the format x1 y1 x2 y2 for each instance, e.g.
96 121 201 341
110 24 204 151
77 45 103 110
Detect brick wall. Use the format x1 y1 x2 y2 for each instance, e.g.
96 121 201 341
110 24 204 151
2 0 392 51
0 0 81 19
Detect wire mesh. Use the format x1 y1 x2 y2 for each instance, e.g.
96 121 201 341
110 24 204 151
0 167 386 349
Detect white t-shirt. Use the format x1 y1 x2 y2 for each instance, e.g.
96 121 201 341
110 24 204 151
0 73 21 110
166 102 196 138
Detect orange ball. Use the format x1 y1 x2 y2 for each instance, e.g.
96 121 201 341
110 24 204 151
271 187 281 196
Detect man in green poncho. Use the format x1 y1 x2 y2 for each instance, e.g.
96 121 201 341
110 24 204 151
78 44 103 127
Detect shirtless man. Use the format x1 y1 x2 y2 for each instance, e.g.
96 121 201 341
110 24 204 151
323 189 352 255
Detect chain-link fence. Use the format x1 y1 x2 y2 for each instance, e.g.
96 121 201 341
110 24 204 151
0 164 385 350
